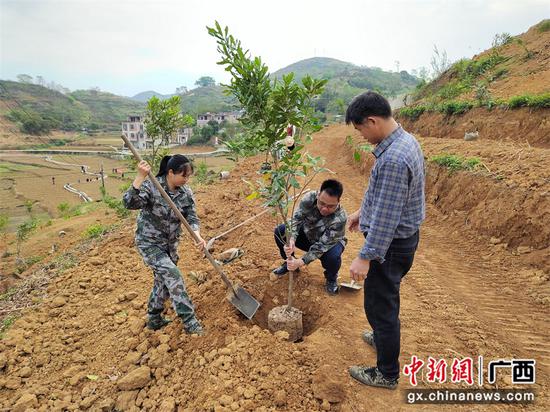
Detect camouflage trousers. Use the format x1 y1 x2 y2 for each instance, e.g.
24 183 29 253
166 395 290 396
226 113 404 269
138 246 197 326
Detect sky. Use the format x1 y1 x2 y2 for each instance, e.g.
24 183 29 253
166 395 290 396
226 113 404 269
0 0 548 97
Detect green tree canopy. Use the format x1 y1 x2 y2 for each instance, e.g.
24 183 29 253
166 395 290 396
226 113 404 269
195 76 216 87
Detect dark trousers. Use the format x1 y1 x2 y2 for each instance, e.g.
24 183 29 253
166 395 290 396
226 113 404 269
274 224 344 282
364 231 419 380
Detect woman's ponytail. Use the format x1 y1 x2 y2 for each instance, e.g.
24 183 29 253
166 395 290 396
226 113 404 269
156 155 172 177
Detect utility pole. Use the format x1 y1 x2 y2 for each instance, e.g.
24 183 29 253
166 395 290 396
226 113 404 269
100 163 105 189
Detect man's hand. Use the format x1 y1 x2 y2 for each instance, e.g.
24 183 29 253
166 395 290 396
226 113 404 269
287 256 305 271
347 210 360 232
349 256 370 282
283 239 296 258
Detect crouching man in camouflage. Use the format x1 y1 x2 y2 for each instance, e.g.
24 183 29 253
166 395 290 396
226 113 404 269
123 155 206 335
273 179 347 295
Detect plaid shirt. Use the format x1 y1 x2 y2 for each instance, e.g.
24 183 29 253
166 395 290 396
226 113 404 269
290 191 347 264
359 126 425 263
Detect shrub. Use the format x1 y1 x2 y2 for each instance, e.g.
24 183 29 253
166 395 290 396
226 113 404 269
525 93 550 108
398 106 426 120
437 101 473 115
507 93 550 109
430 154 481 172
193 161 215 185
437 81 469 99
103 196 130 218
83 223 109 239
57 202 84 218
507 95 530 108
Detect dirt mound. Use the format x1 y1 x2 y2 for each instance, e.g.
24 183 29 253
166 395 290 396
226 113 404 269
0 160 345 411
398 106 550 147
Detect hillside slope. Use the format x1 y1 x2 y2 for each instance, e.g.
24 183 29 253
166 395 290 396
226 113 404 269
272 57 419 113
0 81 145 132
396 20 550 146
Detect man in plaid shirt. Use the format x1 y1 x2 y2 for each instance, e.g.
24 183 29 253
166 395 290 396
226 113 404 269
273 179 347 295
346 92 425 389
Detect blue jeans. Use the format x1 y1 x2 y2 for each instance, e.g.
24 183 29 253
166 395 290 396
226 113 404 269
274 224 344 282
363 231 419 380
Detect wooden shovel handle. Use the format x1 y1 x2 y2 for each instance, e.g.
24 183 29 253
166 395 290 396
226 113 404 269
121 135 236 293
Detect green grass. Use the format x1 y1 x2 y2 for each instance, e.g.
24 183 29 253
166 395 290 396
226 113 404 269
0 315 18 339
507 93 550 109
82 223 110 239
397 106 427 120
397 92 549 121
430 154 482 172
437 101 474 116
537 19 550 33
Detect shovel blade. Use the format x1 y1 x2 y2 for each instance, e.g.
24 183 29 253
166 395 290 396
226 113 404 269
340 281 362 290
226 285 261 320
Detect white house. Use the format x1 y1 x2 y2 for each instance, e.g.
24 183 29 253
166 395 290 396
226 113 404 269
196 111 242 127
121 115 147 149
122 116 193 148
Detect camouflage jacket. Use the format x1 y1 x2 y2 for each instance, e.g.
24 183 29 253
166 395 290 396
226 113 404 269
122 176 199 261
290 191 347 264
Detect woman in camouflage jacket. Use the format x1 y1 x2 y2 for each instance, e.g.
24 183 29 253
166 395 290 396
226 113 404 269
123 155 206 335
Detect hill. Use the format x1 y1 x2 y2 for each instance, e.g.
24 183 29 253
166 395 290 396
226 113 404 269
0 81 145 134
395 19 550 147
130 91 174 103
271 57 419 113
179 85 238 116
68 90 145 131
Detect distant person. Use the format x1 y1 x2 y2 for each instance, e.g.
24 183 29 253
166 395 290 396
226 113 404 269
51 176 55 185
345 92 425 389
284 124 296 151
272 179 347 295
123 155 207 335
273 124 296 161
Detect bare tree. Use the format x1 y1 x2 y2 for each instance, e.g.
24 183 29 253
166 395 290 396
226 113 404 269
430 45 451 78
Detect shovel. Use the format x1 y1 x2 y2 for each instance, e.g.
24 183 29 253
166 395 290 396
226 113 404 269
340 279 362 290
121 135 260 319
206 208 270 251
206 190 311 251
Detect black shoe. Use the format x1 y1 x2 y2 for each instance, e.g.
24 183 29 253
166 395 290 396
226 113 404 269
147 316 172 331
272 263 289 276
349 366 398 389
325 280 339 295
273 263 300 276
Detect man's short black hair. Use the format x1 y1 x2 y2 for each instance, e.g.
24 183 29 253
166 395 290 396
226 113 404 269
320 179 343 199
345 91 392 125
